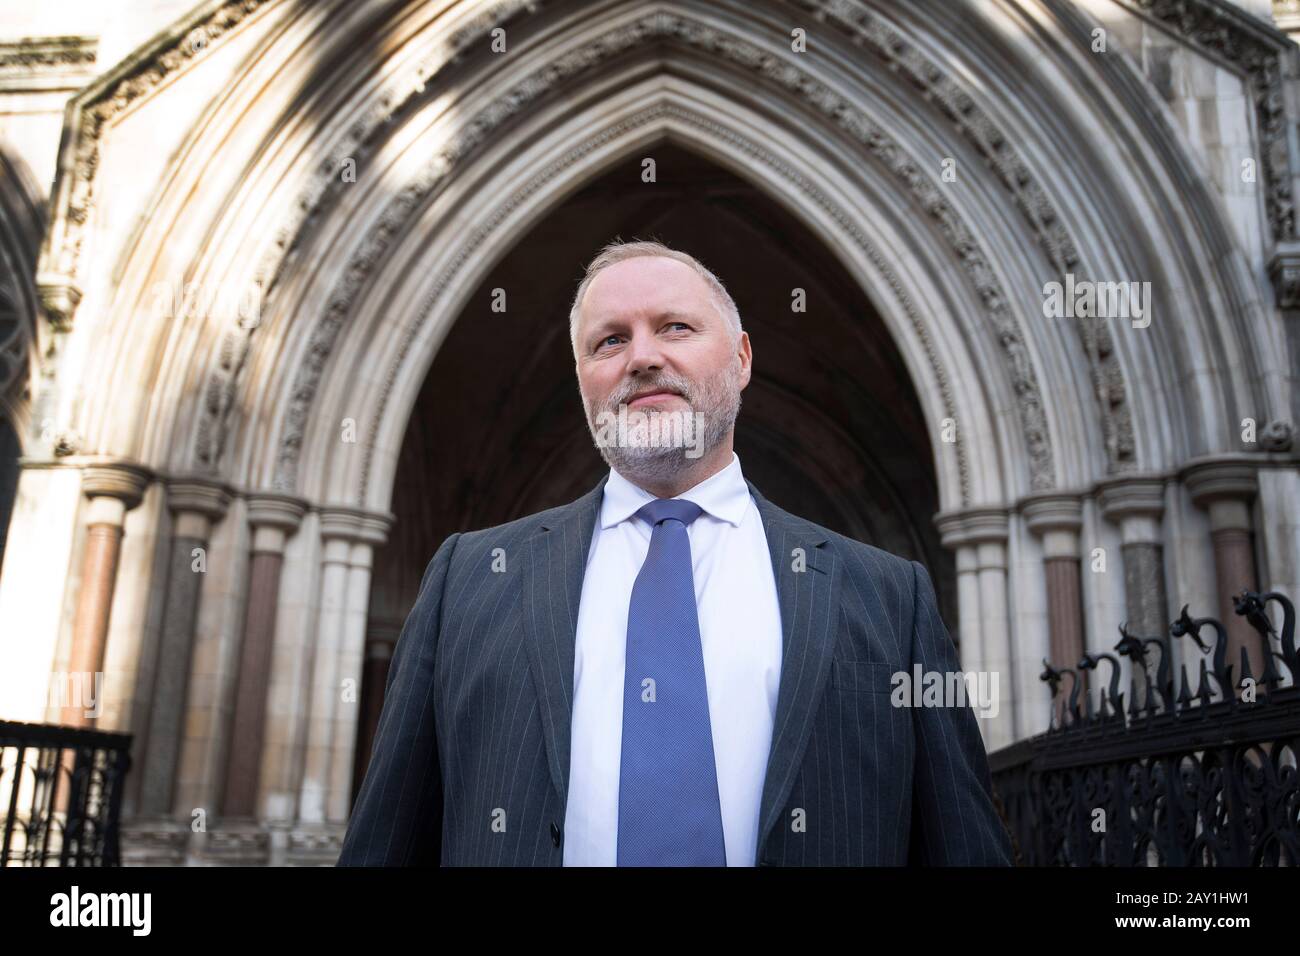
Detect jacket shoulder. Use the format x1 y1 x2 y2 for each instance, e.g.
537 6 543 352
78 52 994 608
441 492 595 560
761 497 916 583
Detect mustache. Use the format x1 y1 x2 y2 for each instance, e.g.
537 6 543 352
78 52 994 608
606 373 694 407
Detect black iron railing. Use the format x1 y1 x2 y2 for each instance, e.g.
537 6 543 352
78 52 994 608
0 720 132 866
990 590 1299 866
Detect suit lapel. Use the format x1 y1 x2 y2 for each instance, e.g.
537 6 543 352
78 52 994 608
748 480 842 862
520 475 607 809
521 473 841 863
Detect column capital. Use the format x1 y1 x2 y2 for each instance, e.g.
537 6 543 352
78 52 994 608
1181 455 1258 508
166 476 233 521
318 505 394 547
246 493 308 532
246 493 307 555
1020 492 1084 537
1096 475 1166 524
934 506 1009 549
81 459 152 510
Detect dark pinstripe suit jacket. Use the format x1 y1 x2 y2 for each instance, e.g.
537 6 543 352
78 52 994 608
337 475 1014 866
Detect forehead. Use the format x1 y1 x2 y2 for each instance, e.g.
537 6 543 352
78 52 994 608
579 256 715 325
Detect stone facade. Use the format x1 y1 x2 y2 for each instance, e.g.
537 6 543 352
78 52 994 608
0 0 1297 864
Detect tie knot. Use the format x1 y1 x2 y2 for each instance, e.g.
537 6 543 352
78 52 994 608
637 498 703 529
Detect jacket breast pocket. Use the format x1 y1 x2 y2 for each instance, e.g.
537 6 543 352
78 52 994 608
827 659 899 695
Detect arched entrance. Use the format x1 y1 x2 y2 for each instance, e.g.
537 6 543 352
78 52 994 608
5 0 1293 866
367 138 949 637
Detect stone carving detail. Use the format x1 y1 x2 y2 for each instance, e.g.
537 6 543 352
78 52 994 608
1260 419 1294 451
37 0 272 294
355 104 970 505
798 0 1134 474
194 320 256 468
1126 0 1296 242
265 10 1061 496
0 36 97 71
1271 254 1300 308
34 0 1273 483
248 1 543 291
213 1 546 474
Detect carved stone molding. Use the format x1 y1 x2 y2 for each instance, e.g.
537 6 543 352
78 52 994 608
81 459 152 510
245 10 1078 501
245 492 306 532
166 476 233 542
1258 418 1294 450
34 275 81 333
1120 0 1297 242
35 0 275 328
934 506 1011 550
0 36 98 95
1277 0 1300 34
1097 474 1167 521
1182 455 1260 508
193 0 540 472
786 0 1133 473
350 102 973 506
118 819 188 866
200 823 270 864
1268 239 1300 306
318 505 394 547
0 36 97 72
1021 493 1085 537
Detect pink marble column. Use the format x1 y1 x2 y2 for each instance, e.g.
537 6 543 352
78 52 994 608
61 462 150 728
1023 495 1084 727
1184 459 1261 689
220 494 305 820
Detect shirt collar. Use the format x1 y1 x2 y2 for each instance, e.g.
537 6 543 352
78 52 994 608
600 452 750 530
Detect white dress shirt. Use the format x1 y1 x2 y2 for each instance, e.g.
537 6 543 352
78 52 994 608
562 452 784 866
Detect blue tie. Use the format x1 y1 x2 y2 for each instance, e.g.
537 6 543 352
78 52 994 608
617 498 727 866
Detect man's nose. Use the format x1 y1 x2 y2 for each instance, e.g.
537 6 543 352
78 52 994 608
623 331 666 375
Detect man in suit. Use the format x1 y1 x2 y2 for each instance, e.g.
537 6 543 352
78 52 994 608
338 240 1014 866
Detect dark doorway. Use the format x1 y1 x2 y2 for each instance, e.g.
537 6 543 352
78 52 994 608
357 141 951 793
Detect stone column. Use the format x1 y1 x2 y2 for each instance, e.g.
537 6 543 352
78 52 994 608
935 508 1013 750
299 507 391 825
1183 458 1261 684
221 493 305 819
329 513 391 822
1097 478 1169 641
1023 494 1084 726
62 461 151 728
137 477 231 817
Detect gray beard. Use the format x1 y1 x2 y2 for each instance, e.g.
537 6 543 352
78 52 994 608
582 361 743 487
